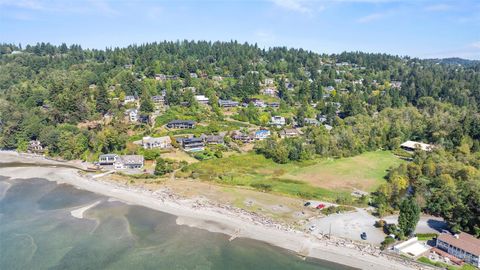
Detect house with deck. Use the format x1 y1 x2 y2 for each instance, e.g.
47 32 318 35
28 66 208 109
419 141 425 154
180 137 205 152
231 131 254 143
218 99 239 108
166 120 196 129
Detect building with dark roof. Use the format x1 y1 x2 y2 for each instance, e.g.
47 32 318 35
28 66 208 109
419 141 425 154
166 120 196 129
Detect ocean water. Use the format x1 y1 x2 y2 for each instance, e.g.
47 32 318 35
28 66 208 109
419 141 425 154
0 176 353 270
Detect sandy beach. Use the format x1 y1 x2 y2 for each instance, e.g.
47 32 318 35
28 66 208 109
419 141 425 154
0 151 430 270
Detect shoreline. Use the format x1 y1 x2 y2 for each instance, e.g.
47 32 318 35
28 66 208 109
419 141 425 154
0 151 426 270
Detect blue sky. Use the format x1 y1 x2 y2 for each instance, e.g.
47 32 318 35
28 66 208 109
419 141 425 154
1 0 479 59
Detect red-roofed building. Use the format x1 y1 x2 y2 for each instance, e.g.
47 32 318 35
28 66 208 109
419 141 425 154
436 232 480 267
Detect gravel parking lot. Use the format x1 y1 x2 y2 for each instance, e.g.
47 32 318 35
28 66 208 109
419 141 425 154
306 209 447 245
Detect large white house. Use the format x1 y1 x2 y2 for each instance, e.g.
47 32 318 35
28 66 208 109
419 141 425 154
195 95 209 104
270 116 286 127
139 136 171 149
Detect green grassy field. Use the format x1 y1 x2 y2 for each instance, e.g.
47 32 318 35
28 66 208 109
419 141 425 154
285 151 404 192
183 150 404 202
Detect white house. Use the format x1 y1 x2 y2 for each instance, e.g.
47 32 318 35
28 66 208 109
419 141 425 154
270 116 286 127
261 88 277 97
124 95 137 104
264 78 274 85
126 109 139 122
195 95 210 104
140 136 171 149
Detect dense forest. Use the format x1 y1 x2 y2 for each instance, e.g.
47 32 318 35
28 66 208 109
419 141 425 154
0 41 479 236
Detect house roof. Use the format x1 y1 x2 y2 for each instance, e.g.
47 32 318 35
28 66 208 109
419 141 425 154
120 155 144 165
100 154 118 158
256 130 270 135
438 232 480 256
282 129 299 135
400 140 434 151
168 120 196 125
143 136 171 144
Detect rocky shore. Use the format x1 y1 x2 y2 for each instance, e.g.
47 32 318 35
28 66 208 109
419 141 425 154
0 151 437 270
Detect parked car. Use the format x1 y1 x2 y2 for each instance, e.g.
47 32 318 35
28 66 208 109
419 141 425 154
316 203 325 209
361 232 367 240
304 202 311 207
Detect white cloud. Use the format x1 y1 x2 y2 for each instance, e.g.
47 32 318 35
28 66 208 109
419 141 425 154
271 0 311 13
470 41 480 49
0 0 120 16
0 0 46 10
357 12 386 23
425 3 452 12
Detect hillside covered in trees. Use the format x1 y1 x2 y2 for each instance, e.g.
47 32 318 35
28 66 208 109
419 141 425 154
0 41 479 236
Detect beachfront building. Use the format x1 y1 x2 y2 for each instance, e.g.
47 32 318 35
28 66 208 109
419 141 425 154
166 120 196 129
400 141 435 152
393 237 430 258
436 232 480 267
27 140 44 153
99 154 120 165
117 155 144 169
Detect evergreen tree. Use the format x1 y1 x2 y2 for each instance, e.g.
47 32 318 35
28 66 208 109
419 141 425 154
95 84 110 114
398 197 420 237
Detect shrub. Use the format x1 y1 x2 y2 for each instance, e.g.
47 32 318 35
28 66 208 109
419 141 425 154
380 237 395 250
375 219 386 228
250 183 273 192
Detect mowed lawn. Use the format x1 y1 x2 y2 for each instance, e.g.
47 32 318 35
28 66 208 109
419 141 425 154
285 151 404 192
185 151 403 201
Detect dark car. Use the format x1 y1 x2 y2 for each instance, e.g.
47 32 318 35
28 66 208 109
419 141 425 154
304 202 311 207
361 232 367 240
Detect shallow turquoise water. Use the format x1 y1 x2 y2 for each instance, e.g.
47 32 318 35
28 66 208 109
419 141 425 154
0 176 354 270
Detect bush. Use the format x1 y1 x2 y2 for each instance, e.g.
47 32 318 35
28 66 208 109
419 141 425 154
375 219 386 228
380 237 395 250
416 233 438 241
250 183 273 192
